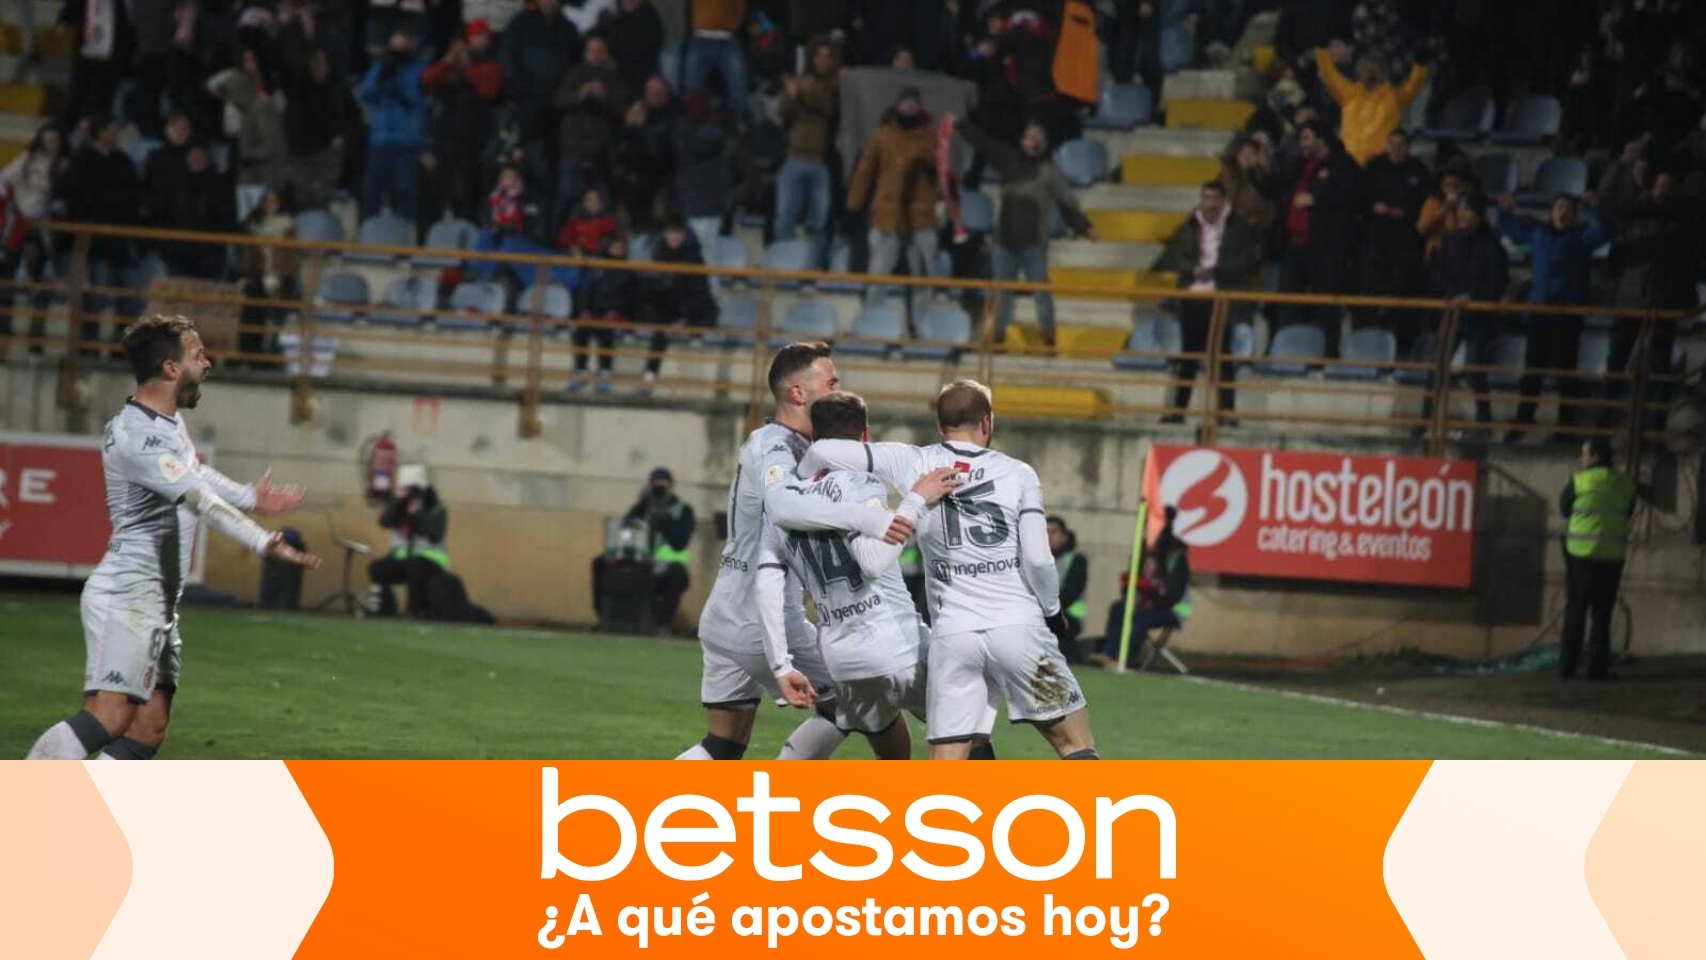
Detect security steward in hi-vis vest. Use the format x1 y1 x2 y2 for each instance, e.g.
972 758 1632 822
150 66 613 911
1048 516 1089 662
1558 439 1638 680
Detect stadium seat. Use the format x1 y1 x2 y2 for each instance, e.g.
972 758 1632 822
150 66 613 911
959 190 996 234
1419 86 1494 141
1326 328 1397 380
1057 138 1111 188
371 275 437 327
1394 331 1468 386
348 213 416 264
704 294 759 348
1474 153 1518 198
515 284 573 335
314 271 369 324
416 217 478 268
1113 315 1182 372
775 299 839 345
444 281 508 331
1491 94 1562 146
1577 329 1612 380
1516 157 1589 206
1256 324 1327 377
709 236 748 290
1486 332 1528 388
760 238 816 284
841 303 905 356
821 245 862 293
904 305 973 361
1228 321 1256 360
1085 81 1152 130
295 209 345 244
628 233 656 262
118 136 160 174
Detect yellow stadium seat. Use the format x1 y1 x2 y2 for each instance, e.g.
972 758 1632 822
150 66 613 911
1086 209 1189 243
0 141 24 168
1121 154 1222 187
1252 44 1277 76
992 383 1111 420
0 83 48 116
1003 324 1131 360
1165 98 1256 132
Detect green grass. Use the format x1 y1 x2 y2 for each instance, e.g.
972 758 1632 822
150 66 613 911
0 594 1679 759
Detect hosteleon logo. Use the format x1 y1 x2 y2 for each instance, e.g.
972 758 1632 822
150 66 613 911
1157 450 1248 547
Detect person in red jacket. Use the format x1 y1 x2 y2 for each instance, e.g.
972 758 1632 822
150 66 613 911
422 19 505 223
556 187 619 255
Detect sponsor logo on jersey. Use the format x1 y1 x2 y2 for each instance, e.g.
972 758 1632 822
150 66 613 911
823 592 883 624
937 556 1021 579
931 558 953 583
143 434 165 450
763 464 786 487
717 555 751 573
158 453 189 485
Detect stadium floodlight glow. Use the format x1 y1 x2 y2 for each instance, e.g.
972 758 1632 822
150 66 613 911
541 769 1177 884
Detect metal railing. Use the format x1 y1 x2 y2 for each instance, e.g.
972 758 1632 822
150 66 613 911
0 221 1694 468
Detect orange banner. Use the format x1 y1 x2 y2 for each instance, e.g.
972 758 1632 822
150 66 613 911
287 761 1429 958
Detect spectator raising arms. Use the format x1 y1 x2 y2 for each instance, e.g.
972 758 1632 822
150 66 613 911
1315 38 1429 166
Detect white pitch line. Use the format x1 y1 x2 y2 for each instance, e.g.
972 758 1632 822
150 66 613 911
1175 675 1694 757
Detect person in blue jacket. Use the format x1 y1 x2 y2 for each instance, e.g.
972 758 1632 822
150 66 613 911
1497 191 1611 442
359 32 428 219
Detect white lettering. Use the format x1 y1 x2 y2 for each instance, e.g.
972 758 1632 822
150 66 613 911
541 768 638 881
644 795 736 882
19 468 55 505
991 796 1085 881
901 795 985 881
737 771 802 882
809 795 894 881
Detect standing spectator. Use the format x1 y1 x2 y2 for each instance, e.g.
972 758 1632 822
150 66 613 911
570 233 636 392
1603 169 1703 433
671 101 738 239
611 77 680 231
1278 121 1361 357
553 34 630 224
365 0 430 57
1314 38 1429 166
1048 516 1088 663
57 116 141 350
0 182 27 360
60 0 134 130
0 125 66 355
774 39 839 246
156 143 234 279
207 66 289 211
127 0 177 140
1217 134 1277 236
985 9 1074 148
1497 192 1610 441
683 0 749 119
422 21 506 224
602 0 667 90
1558 438 1638 681
359 32 430 219
1417 159 1472 261
1427 194 1507 428
846 88 939 321
954 117 1097 350
1359 129 1431 350
501 0 585 149
639 219 718 392
565 0 620 35
286 48 363 210
963 10 1026 191
236 187 300 365
1154 181 1265 421
141 111 192 229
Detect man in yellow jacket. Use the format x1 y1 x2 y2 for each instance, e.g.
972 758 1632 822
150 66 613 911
1315 39 1429 166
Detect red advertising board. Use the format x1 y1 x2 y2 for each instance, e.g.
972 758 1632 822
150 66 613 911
1141 445 1479 588
0 432 207 581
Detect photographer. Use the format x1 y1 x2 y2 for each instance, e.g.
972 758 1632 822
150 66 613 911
368 465 450 618
593 468 697 633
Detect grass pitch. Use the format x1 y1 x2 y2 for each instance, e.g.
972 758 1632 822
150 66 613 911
1 594 1681 759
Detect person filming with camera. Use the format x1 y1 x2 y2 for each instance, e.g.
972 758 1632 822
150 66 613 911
593 467 697 634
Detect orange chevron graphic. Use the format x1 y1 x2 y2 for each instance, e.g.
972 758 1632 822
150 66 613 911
0 763 132 959
1586 760 1706 958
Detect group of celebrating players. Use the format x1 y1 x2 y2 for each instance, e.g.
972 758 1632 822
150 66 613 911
26 317 1096 761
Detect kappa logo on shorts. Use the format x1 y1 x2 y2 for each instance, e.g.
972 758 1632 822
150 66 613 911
101 670 126 685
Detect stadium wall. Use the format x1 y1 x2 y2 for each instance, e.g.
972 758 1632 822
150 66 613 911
6 363 1701 660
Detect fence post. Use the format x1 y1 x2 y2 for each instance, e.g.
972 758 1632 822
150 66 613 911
55 232 92 410
746 278 776 435
1426 304 1462 458
1623 311 1656 472
1200 295 1230 446
518 281 547 438
291 249 324 425
976 282 999 387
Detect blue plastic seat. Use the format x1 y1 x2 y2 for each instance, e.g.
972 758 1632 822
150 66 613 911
1326 328 1398 380
1114 316 1182 372
1577 329 1612 379
416 217 478 268
709 236 748 291
821 245 862 294
295 209 345 244
118 136 160 174
1474 153 1518 198
1256 324 1327 377
1491 94 1562 146
348 213 416 264
774 299 839 345
1085 82 1151 130
1420 86 1494 141
443 281 508 331
904 305 973 361
371 275 437 327
1395 331 1468 386
1486 332 1528 388
514 283 573 334
760 238 816 286
704 295 759 348
314 271 369 324
1515 157 1589 206
1057 138 1110 188
841 303 905 356
959 190 996 234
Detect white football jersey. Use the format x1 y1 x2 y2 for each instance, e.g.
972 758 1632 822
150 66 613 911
802 440 1057 636
757 469 921 683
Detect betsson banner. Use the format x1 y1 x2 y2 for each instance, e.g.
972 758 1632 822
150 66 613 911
0 432 207 581
1143 445 1479 589
8 761 1698 960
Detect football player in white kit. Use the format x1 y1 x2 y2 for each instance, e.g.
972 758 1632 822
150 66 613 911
800 380 1100 760
676 343 917 761
25 316 321 760
754 392 964 759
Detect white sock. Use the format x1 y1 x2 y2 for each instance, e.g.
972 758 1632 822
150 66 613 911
777 715 847 760
25 721 91 760
675 744 714 760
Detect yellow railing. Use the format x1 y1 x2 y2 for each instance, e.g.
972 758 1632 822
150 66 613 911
0 220 1694 467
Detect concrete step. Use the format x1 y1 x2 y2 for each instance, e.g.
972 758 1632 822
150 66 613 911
1052 266 1176 291
0 52 71 85
1160 69 1267 106
1120 153 1222 187
1165 98 1256 132
1053 239 1162 270
1077 182 1200 212
1084 125 1234 160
